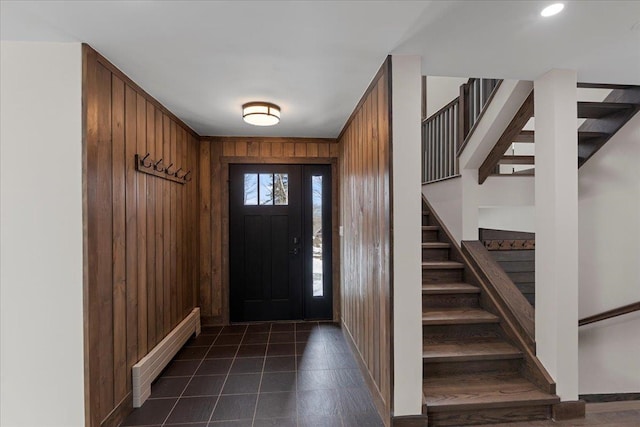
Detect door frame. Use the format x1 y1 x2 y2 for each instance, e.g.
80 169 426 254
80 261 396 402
221 156 340 324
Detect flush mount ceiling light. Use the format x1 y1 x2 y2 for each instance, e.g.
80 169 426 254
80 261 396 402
541 3 564 17
242 102 281 126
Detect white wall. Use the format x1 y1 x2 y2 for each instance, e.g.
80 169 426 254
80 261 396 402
578 112 640 394
422 177 462 244
423 175 535 244
1 42 84 426
425 76 468 118
479 206 535 232
391 55 423 416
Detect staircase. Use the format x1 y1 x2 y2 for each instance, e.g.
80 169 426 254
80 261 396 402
420 201 559 426
492 84 640 178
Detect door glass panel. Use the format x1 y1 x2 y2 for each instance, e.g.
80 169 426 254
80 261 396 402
311 175 323 297
259 173 274 205
244 174 258 205
273 173 289 205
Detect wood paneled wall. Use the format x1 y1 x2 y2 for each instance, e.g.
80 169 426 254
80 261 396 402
83 45 200 427
338 58 392 423
197 137 339 323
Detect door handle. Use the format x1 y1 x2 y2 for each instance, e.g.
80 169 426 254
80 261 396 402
289 248 299 255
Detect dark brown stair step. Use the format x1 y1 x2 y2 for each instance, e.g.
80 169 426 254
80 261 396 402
422 225 439 231
499 155 534 165
423 339 522 363
577 101 635 119
422 283 479 294
577 82 636 90
422 242 450 249
424 372 559 411
423 308 499 325
514 130 534 143
422 261 464 270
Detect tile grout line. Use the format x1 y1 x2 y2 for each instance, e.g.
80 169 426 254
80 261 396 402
206 324 249 426
250 323 272 427
159 326 224 427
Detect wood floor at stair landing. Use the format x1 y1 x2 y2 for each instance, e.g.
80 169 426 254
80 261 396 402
421 202 560 426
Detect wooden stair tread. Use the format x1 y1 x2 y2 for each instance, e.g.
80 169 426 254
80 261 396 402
499 155 534 165
423 339 522 362
577 101 635 119
422 225 439 231
422 242 450 249
423 308 499 325
422 261 464 270
422 283 479 294
514 130 534 143
424 373 559 411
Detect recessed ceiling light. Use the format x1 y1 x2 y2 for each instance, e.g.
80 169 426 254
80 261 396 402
242 102 281 126
541 3 564 17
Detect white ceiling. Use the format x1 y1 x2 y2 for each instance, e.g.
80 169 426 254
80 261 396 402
2 1 639 138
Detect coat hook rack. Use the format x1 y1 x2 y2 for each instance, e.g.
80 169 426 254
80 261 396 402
135 153 190 184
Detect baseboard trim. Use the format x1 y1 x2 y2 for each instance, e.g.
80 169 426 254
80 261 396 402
552 400 586 420
341 319 390 427
391 414 428 427
100 391 132 427
579 393 640 403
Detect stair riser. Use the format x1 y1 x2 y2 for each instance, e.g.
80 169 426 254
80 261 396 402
422 248 450 261
423 294 479 309
422 214 430 226
427 405 550 427
423 270 463 284
422 229 439 242
423 324 503 343
424 359 521 378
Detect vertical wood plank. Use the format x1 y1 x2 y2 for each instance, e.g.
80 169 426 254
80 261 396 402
155 109 165 342
111 74 127 407
199 142 212 316
176 127 184 319
306 142 318 157
84 47 101 426
283 142 295 157
145 102 157 350
163 115 171 334
235 140 247 157
96 63 114 418
222 140 235 157
170 120 178 328
271 141 283 157
260 141 272 157
330 143 340 158
124 85 139 389
247 140 260 157
211 141 222 316
295 142 307 157
136 94 148 358
318 143 329 158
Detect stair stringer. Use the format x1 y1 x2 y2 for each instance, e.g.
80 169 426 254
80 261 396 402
421 195 556 404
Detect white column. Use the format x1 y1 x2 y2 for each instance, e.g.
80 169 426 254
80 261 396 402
461 169 479 241
534 69 579 401
391 54 423 416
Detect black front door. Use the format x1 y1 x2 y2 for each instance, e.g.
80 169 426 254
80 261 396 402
229 164 332 322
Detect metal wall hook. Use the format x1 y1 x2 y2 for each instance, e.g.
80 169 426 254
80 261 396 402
154 158 164 172
165 163 174 175
141 152 152 168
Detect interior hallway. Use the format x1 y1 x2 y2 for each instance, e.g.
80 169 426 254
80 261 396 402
121 322 384 427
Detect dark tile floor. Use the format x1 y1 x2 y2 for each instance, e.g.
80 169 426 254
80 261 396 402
121 322 384 427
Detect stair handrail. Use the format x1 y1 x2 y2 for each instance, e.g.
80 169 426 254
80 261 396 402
422 78 502 184
579 302 640 326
